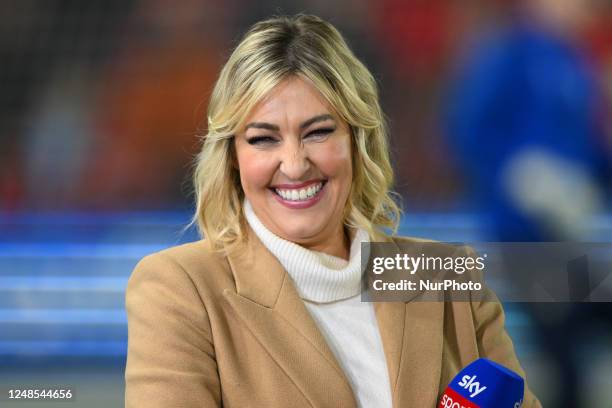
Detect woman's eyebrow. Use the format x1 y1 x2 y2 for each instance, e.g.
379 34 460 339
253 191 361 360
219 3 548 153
244 114 335 132
244 122 279 131
299 114 334 130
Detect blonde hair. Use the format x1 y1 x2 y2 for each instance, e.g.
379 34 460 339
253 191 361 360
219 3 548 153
192 14 402 252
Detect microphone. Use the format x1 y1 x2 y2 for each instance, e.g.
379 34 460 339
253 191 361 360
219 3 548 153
438 358 524 408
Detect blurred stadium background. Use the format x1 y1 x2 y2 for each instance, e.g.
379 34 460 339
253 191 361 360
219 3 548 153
1 0 612 407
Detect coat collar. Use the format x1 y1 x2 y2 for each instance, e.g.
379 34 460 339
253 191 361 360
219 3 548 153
224 225 444 407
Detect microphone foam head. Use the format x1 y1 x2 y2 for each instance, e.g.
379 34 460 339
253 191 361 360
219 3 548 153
443 358 524 408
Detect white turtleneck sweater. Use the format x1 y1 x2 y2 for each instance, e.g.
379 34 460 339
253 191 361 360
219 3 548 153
244 200 393 408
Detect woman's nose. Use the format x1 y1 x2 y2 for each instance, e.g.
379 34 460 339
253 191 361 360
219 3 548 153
279 142 311 180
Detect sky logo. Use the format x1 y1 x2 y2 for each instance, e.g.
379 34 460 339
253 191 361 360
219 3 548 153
457 375 487 398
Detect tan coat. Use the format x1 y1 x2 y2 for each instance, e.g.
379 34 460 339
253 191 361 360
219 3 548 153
125 227 541 407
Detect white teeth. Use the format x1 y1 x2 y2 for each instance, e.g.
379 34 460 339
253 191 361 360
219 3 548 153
275 182 323 201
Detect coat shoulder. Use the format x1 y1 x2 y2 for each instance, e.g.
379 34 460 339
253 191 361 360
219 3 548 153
146 239 227 269
129 239 235 299
389 235 475 257
390 234 438 244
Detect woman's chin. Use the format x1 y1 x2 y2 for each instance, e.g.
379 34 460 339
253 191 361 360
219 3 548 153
274 223 326 244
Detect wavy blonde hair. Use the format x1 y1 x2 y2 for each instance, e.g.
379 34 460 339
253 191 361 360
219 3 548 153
192 14 402 252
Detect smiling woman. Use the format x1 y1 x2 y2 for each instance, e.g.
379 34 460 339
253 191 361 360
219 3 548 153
124 14 541 408
235 77 353 258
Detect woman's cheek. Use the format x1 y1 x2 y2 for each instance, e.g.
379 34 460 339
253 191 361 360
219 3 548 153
250 152 278 188
320 137 352 176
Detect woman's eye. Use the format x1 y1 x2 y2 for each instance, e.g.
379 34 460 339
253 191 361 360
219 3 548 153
304 128 335 140
247 136 277 145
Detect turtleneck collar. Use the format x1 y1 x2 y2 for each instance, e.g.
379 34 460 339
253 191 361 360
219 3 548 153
243 198 370 303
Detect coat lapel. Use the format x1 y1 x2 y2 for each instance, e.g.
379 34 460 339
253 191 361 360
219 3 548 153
224 226 357 407
224 227 445 408
393 301 445 407
372 238 445 408
373 301 405 398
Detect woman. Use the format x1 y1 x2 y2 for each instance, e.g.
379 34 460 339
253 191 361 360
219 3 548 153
125 14 541 407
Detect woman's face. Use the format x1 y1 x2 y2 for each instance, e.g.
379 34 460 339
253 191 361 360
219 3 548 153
234 76 353 249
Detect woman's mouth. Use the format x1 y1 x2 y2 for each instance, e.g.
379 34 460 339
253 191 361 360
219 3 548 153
269 180 327 209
